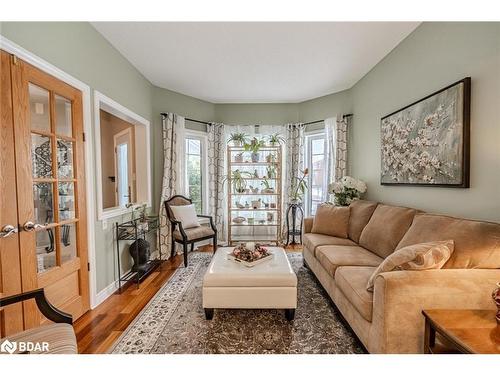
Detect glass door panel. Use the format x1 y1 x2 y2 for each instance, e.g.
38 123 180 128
55 94 72 137
33 182 55 224
59 223 77 265
28 83 51 133
57 139 74 178
31 134 53 178
58 182 75 220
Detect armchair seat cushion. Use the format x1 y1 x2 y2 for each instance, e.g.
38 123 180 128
335 266 376 322
0 323 76 354
303 233 357 256
173 226 215 241
316 245 383 277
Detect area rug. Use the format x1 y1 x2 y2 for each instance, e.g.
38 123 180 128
110 252 364 354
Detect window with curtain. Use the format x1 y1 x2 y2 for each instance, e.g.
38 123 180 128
184 131 207 214
305 131 327 216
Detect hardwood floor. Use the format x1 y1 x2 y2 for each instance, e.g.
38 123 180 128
74 244 302 354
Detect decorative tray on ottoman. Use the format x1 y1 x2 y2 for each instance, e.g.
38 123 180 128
226 242 273 267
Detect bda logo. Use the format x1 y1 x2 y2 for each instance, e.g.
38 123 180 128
0 339 17 354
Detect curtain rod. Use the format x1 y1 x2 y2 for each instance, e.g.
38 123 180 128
302 114 353 126
160 113 211 125
161 112 353 127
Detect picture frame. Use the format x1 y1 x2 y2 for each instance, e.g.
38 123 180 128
380 77 471 187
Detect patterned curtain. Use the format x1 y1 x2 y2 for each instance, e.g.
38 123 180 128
158 113 185 258
207 122 227 243
281 123 305 240
334 114 349 180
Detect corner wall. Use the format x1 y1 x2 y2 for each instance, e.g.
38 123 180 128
349 22 500 222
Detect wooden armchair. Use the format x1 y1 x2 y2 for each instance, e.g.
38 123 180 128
164 195 217 267
0 288 76 354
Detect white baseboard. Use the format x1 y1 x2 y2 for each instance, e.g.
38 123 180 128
93 280 120 308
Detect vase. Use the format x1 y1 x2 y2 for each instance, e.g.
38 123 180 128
493 282 500 324
251 152 260 162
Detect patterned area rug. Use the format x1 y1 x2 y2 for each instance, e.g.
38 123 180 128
111 252 364 354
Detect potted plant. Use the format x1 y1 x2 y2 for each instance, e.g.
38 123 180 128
266 165 277 178
268 133 285 146
223 169 252 193
228 132 248 147
328 176 367 206
290 168 309 203
260 179 275 194
244 137 265 162
266 153 277 163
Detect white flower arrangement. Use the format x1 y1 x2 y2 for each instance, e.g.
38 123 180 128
328 176 367 206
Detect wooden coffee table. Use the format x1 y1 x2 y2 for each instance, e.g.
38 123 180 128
422 309 500 353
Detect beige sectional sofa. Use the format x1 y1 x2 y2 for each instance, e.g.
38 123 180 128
303 200 500 353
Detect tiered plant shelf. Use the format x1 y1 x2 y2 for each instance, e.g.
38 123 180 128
227 144 282 245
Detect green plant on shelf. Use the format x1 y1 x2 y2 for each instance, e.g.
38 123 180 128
228 132 249 147
244 137 265 162
266 165 277 178
268 133 285 146
223 169 253 193
261 179 275 193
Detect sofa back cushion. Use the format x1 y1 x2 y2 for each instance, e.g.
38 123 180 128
396 213 500 269
348 200 378 242
359 204 418 258
311 204 350 238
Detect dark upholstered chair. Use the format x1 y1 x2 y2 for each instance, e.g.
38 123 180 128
164 195 217 267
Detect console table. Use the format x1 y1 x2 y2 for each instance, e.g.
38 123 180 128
422 309 500 353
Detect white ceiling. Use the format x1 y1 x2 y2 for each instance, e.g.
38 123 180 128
92 22 420 103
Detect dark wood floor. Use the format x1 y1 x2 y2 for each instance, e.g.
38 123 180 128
74 244 302 354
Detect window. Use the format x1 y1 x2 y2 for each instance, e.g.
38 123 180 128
185 131 207 214
305 132 327 216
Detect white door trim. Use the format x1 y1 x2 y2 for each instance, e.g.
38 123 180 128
93 90 152 220
0 35 99 309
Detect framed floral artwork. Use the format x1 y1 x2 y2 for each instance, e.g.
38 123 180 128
380 77 471 187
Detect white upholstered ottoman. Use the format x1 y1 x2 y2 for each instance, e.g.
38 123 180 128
202 247 298 320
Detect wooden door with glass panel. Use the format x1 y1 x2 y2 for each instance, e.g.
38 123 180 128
11 56 89 329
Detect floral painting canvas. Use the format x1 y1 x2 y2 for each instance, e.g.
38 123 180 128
380 78 470 187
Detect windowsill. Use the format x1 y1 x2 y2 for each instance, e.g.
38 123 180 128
98 203 150 221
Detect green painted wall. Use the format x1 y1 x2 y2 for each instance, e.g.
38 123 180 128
214 103 299 125
349 22 500 222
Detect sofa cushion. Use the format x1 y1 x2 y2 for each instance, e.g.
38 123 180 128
397 213 500 269
359 204 418 258
0 323 77 354
335 266 376 322
348 200 378 242
311 204 350 238
173 226 214 241
316 245 383 277
366 240 454 291
303 233 357 255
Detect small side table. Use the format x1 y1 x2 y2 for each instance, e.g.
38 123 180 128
422 309 500 354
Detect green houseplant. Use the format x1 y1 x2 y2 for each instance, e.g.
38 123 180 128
228 132 249 147
290 168 309 203
244 137 265 162
223 169 252 193
268 133 285 146
261 178 275 194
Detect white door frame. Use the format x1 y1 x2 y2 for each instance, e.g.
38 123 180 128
0 36 99 308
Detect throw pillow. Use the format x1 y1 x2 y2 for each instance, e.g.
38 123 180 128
311 204 350 239
170 204 201 229
366 240 454 292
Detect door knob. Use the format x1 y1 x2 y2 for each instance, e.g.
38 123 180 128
23 221 47 232
0 224 18 238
